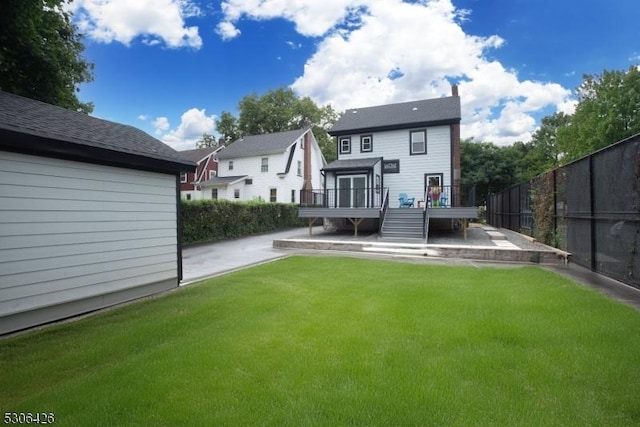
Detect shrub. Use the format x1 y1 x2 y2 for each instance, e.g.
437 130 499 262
181 199 305 245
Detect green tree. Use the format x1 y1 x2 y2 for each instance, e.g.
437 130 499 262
216 111 240 144
460 138 521 203
223 87 338 161
557 67 640 162
196 133 217 149
0 0 94 113
520 112 570 179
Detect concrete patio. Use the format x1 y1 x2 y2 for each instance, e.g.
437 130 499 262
273 223 571 265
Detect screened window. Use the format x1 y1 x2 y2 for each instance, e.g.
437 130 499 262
261 157 269 172
361 135 372 152
339 137 351 154
297 160 302 176
410 130 426 155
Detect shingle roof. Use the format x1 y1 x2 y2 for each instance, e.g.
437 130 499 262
198 175 248 187
179 146 221 163
217 128 308 160
323 157 382 171
329 96 461 135
0 91 194 168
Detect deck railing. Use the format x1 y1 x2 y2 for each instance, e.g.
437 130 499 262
300 188 386 208
425 185 476 208
300 185 476 209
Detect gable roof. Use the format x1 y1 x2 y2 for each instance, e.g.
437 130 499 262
0 91 194 173
329 96 461 135
179 146 222 163
217 127 308 160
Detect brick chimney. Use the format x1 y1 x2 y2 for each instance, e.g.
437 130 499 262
451 84 459 96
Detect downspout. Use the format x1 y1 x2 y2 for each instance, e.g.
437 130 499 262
451 84 461 207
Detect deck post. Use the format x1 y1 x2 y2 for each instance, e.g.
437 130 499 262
308 217 318 235
347 217 364 236
463 218 468 239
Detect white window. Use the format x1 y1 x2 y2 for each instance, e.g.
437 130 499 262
339 137 351 154
297 160 302 176
229 161 234 171
410 130 426 155
209 170 217 179
270 188 277 203
211 188 218 199
234 189 240 199
261 157 269 172
180 172 188 183
361 135 372 152
291 189 296 203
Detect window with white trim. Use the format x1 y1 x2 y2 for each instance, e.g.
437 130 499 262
297 160 302 176
410 130 426 155
270 188 277 203
361 135 372 152
209 170 217 179
261 157 269 172
229 161 234 171
234 189 240 199
339 137 351 154
180 172 188 183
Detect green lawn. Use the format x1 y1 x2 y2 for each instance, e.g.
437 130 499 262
2 256 640 426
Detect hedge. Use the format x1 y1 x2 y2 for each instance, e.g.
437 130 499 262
181 199 306 245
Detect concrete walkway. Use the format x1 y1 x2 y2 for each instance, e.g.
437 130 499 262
180 226 640 311
181 227 320 285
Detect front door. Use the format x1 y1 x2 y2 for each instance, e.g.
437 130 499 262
338 176 367 207
424 173 444 206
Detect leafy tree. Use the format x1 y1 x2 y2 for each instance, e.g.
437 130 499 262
557 66 640 161
0 0 94 112
196 133 218 149
520 112 570 179
216 111 240 144
223 87 338 161
460 138 522 203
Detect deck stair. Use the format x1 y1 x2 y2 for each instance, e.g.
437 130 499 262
380 208 425 241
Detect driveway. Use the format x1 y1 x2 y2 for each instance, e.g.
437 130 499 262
181 227 321 285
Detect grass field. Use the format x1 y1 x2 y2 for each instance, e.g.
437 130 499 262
2 256 640 426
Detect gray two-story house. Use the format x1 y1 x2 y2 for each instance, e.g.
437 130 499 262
299 85 477 240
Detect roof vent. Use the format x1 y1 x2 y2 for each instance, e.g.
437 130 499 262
412 107 418 111
352 110 358 113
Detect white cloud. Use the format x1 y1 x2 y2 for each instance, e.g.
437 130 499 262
216 21 241 40
153 117 170 135
218 0 574 145
70 0 202 48
138 114 148 121
158 108 216 150
219 0 366 38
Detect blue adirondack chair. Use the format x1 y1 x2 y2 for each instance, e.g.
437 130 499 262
398 193 415 208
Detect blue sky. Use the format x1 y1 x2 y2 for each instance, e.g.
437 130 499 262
70 0 640 150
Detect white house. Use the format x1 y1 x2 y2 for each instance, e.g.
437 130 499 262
197 127 326 204
299 86 477 239
0 91 195 334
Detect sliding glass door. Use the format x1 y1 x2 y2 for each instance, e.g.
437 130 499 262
338 176 367 208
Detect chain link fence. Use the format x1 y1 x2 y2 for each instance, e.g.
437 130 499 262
487 134 640 288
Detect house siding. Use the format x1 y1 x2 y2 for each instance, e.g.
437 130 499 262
332 125 451 206
0 151 178 333
214 132 324 203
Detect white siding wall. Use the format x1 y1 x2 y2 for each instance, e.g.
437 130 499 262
335 126 451 207
0 151 178 323
216 132 325 204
